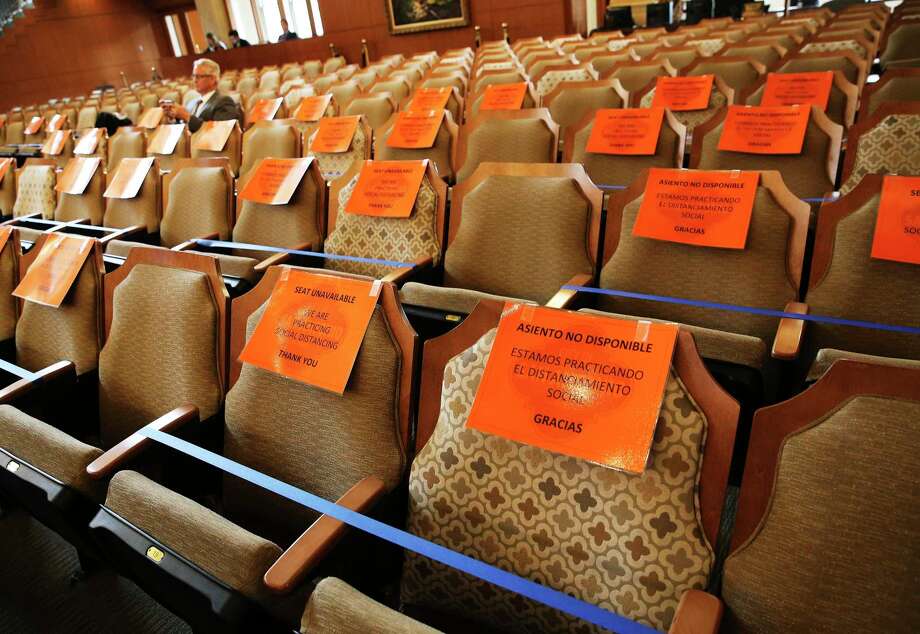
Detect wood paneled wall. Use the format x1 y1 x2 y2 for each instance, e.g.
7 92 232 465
0 0 172 110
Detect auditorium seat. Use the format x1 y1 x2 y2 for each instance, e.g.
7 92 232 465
586 50 634 77
297 301 738 633
601 60 675 93
159 158 234 247
880 21 920 68
775 51 868 91
593 169 809 400
466 82 538 118
4 117 24 144
531 63 597 98
652 46 701 71
838 102 920 196
564 110 686 188
858 69 920 118
239 120 301 183
455 109 558 183
344 93 398 131
89 266 416 631
690 106 843 202
636 76 734 139
798 175 920 381
302 60 323 79
0 160 16 217
374 111 457 182
400 163 600 317
721 43 786 68
54 158 106 225
305 115 372 182
799 36 873 66
541 79 628 144
322 160 446 280
0 229 18 344
76 105 98 130
327 80 362 111
0 247 227 575
685 56 766 94
743 71 857 129
13 160 57 220
146 123 191 173
107 126 146 173
715 360 920 633
470 69 528 96
324 56 348 74
103 159 161 236
191 119 242 177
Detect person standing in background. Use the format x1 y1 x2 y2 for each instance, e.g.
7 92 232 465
229 30 250 47
278 18 298 41
205 32 228 51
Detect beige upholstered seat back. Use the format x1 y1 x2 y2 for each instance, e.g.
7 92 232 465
654 48 700 71
599 186 798 342
445 174 592 302
469 87 538 118
303 60 323 79
545 83 625 135
160 167 231 247
344 94 397 130
232 173 323 258
0 165 15 217
0 235 17 342
236 76 258 99
16 250 101 375
722 395 920 633
370 79 411 105
863 76 920 117
324 56 346 74
723 44 784 67
805 191 920 362
13 165 56 219
326 174 441 278
881 23 920 67
147 128 189 173
258 70 280 92
572 118 682 187
375 116 455 181
328 81 362 110
191 124 241 176
839 113 920 195
54 163 105 225
240 123 298 181
688 59 761 92
76 106 97 130
695 116 835 199
402 330 713 632
471 70 526 95
607 63 669 93
307 123 370 181
456 116 555 182
103 164 159 233
98 263 223 448
779 55 862 87
800 39 868 61
222 299 405 543
107 128 146 172
5 120 24 145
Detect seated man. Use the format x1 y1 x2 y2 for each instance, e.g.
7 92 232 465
278 18 298 41
229 29 250 47
161 58 243 133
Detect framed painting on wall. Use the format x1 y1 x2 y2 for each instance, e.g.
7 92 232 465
385 0 470 34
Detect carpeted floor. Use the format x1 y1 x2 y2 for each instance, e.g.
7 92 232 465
0 507 191 633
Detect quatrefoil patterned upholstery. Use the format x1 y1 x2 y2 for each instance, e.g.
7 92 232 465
801 40 868 60
536 68 595 97
325 173 440 279
839 113 920 195
401 329 713 633
307 124 368 181
640 85 727 134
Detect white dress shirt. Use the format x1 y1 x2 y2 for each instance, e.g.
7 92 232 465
194 91 215 117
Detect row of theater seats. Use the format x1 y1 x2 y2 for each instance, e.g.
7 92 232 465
0 225 915 633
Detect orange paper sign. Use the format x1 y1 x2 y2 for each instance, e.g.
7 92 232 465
192 119 236 151
386 110 444 149
310 115 360 153
407 87 452 112
586 108 664 155
870 175 920 265
47 114 65 132
13 233 94 308
147 124 185 155
0 227 11 254
345 160 428 217
480 82 528 110
249 97 283 123
57 157 101 195
293 94 334 122
238 269 382 394
104 157 155 199
238 157 314 205
466 304 678 473
633 168 759 249
0 158 12 185
24 117 44 135
717 105 810 155
651 74 714 111
42 130 71 156
137 107 164 128
761 71 833 111
73 128 103 155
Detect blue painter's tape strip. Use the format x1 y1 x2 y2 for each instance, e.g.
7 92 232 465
0 358 37 381
140 428 662 634
562 286 920 335
194 240 415 269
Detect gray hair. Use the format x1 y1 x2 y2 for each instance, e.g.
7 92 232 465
193 58 221 77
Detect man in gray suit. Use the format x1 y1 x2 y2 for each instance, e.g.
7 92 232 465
161 58 242 133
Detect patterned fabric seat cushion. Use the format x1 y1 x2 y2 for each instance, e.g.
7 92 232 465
401 330 714 632
308 125 368 181
399 282 535 315
240 126 299 181
801 40 867 60
0 404 104 500
807 348 920 382
641 86 727 134
839 113 920 195
13 165 56 219
302 578 442 634
160 167 231 247
456 118 556 182
536 69 595 97
325 175 441 279
105 470 282 602
103 166 159 232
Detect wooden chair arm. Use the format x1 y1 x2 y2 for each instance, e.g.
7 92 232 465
668 589 723 634
771 301 808 360
173 232 221 252
85 404 199 480
0 360 76 405
252 242 315 273
545 272 594 309
379 256 433 285
263 475 387 593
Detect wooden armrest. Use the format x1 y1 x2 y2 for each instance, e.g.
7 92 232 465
380 256 433 285
252 242 314 273
0 360 75 404
545 273 593 309
174 232 221 252
668 589 722 634
771 301 808 360
85 404 199 480
263 475 387 593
